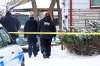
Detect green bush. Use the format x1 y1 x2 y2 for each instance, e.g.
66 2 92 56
61 35 100 56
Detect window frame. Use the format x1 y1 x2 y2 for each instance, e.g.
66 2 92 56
90 0 100 9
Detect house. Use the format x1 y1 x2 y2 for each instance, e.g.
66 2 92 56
64 0 100 31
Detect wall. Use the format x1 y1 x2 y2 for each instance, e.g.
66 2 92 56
66 0 100 32
72 0 90 9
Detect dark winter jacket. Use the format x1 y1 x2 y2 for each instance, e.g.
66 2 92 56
39 16 56 39
0 13 20 40
0 14 20 32
24 17 38 38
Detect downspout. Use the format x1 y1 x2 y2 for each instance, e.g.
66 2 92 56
69 0 72 32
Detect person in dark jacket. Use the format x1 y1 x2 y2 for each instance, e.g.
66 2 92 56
0 11 20 43
24 16 39 58
39 12 56 58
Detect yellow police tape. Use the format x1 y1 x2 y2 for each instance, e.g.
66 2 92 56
8 32 100 35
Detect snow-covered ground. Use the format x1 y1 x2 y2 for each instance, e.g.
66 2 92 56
24 45 100 66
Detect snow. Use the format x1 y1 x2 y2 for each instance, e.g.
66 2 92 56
24 45 100 66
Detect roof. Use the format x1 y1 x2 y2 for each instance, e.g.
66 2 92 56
14 0 62 9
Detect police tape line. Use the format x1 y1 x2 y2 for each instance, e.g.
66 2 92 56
8 32 100 35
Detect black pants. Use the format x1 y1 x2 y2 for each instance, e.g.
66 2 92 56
28 36 39 57
40 38 52 57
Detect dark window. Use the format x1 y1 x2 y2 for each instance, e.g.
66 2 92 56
0 28 11 47
13 14 29 25
0 37 3 48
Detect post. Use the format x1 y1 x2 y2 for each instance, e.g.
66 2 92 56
31 0 38 20
57 0 62 31
69 0 72 31
49 0 57 20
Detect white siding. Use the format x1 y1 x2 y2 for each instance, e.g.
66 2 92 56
72 0 90 9
66 0 100 31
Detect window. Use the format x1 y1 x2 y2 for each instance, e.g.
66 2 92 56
0 29 11 44
90 0 100 8
13 14 29 25
0 37 3 48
